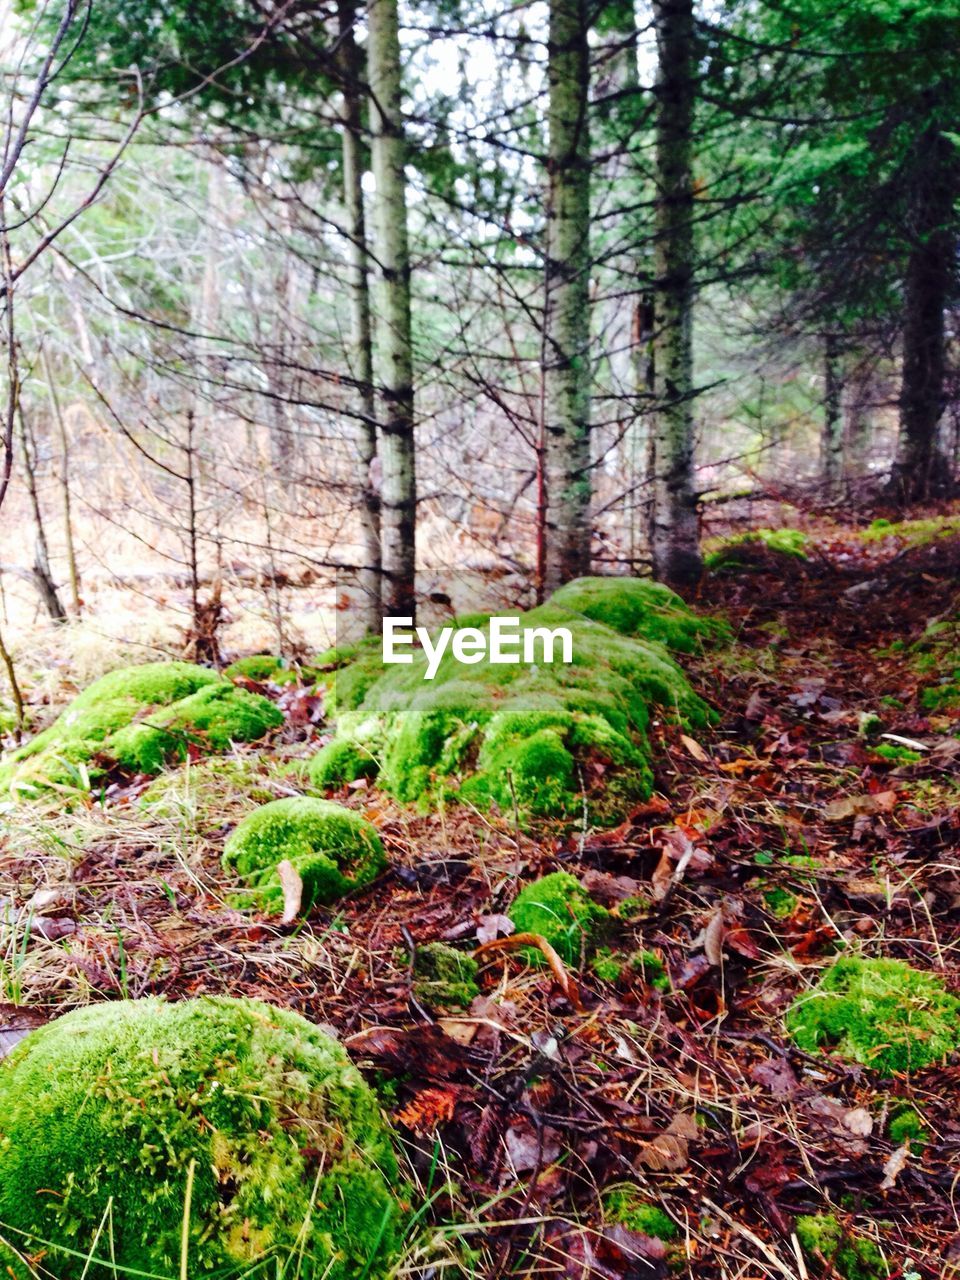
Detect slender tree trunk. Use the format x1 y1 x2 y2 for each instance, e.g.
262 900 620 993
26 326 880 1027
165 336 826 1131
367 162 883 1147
889 124 956 503
367 0 416 619
843 356 873 484
821 333 843 499
649 0 702 587
542 0 592 594
18 408 66 622
41 347 81 614
338 0 381 631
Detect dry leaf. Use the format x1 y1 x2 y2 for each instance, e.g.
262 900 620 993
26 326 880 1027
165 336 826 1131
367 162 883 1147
277 860 303 925
395 1086 459 1133
703 910 726 966
680 734 709 763
880 1144 909 1190
476 913 514 945
843 1107 873 1137
636 1112 697 1171
824 791 897 821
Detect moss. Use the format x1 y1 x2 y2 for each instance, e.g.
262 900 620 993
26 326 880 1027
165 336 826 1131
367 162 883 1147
223 797 386 913
508 872 608 967
786 957 960 1076
549 576 725 653
887 1103 927 1150
309 737 381 789
590 947 626 983
310 581 715 824
795 1215 887 1280
871 743 922 764
764 886 799 919
859 514 960 546
0 663 282 795
705 527 810 571
920 681 960 713
630 948 671 991
412 943 479 1010
224 653 298 684
0 996 404 1280
603 1187 677 1241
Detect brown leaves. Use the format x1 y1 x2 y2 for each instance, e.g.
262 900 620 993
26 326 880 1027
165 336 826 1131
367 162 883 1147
635 1112 698 1172
395 1086 461 1133
824 790 897 821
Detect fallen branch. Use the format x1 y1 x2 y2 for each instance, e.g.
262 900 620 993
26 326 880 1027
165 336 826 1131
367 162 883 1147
474 932 585 1011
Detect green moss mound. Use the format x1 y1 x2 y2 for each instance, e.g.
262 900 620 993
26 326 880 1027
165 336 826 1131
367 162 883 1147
603 1187 677 1241
308 580 716 823
549 576 723 653
223 796 386 913
786 957 960 1075
0 662 283 795
796 1215 887 1280
887 1103 927 1150
0 996 404 1280
412 942 480 1010
223 653 293 683
508 872 608 967
705 527 810 571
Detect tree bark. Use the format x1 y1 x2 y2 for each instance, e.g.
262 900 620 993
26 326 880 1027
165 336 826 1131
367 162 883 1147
338 0 381 632
542 0 592 594
367 0 416 618
649 0 702 587
821 332 843 499
889 124 956 503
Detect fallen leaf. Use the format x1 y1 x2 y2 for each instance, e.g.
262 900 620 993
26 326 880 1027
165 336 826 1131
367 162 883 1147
277 860 303 925
843 1106 873 1137
680 734 709 763
476 913 514 945
880 1144 909 1191
636 1112 697 1172
395 1086 460 1133
750 1057 800 1098
824 791 897 821
703 910 726 966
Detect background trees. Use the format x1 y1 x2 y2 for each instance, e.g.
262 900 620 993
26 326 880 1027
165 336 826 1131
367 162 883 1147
1 0 958 656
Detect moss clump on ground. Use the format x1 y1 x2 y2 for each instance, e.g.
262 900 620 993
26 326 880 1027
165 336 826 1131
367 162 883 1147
603 1187 677 1241
509 872 608 967
860 514 960 546
888 1103 927 1149
224 653 298 684
0 662 283 795
412 942 480 1009
223 796 386 913
786 957 960 1075
705 527 810 572
0 996 404 1280
549 576 725 653
796 1215 887 1280
308 580 716 824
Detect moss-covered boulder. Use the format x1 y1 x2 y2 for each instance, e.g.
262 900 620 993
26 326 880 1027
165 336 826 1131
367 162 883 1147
0 996 404 1280
223 796 386 913
786 957 960 1075
796 1215 887 1280
308 580 717 823
0 662 283 795
508 872 608 967
705 527 810 572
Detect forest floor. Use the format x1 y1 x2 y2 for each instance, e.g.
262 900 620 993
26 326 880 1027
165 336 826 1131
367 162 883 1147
1 511 958 1280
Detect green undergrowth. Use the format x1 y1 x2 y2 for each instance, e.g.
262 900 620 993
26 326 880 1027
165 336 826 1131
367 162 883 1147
860 514 960 546
0 996 404 1280
907 613 960 715
308 578 719 824
0 663 283 797
223 796 386 913
705 527 810 571
786 956 960 1075
225 654 323 686
508 872 609 967
603 1187 678 1241
796 1214 888 1280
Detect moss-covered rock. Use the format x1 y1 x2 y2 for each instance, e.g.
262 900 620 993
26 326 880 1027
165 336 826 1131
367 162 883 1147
308 580 716 823
549 576 724 652
0 662 283 795
603 1187 678 1241
508 872 608 967
0 996 404 1280
223 796 386 913
412 942 480 1010
705 527 810 572
786 957 960 1075
796 1215 887 1280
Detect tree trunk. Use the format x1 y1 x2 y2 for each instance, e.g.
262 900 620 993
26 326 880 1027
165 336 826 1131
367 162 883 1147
338 0 381 632
18 408 66 622
889 125 956 503
542 0 592 594
842 356 873 484
821 333 843 499
367 0 416 619
649 0 702 587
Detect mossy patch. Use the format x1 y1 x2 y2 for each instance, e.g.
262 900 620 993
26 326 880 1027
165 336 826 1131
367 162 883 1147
224 653 297 684
412 942 480 1010
786 957 960 1075
705 527 810 572
603 1187 677 1241
508 872 608 967
223 796 386 913
860 514 960 546
795 1214 888 1280
888 1103 927 1150
0 996 404 1280
0 662 283 796
549 576 726 653
308 580 716 824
